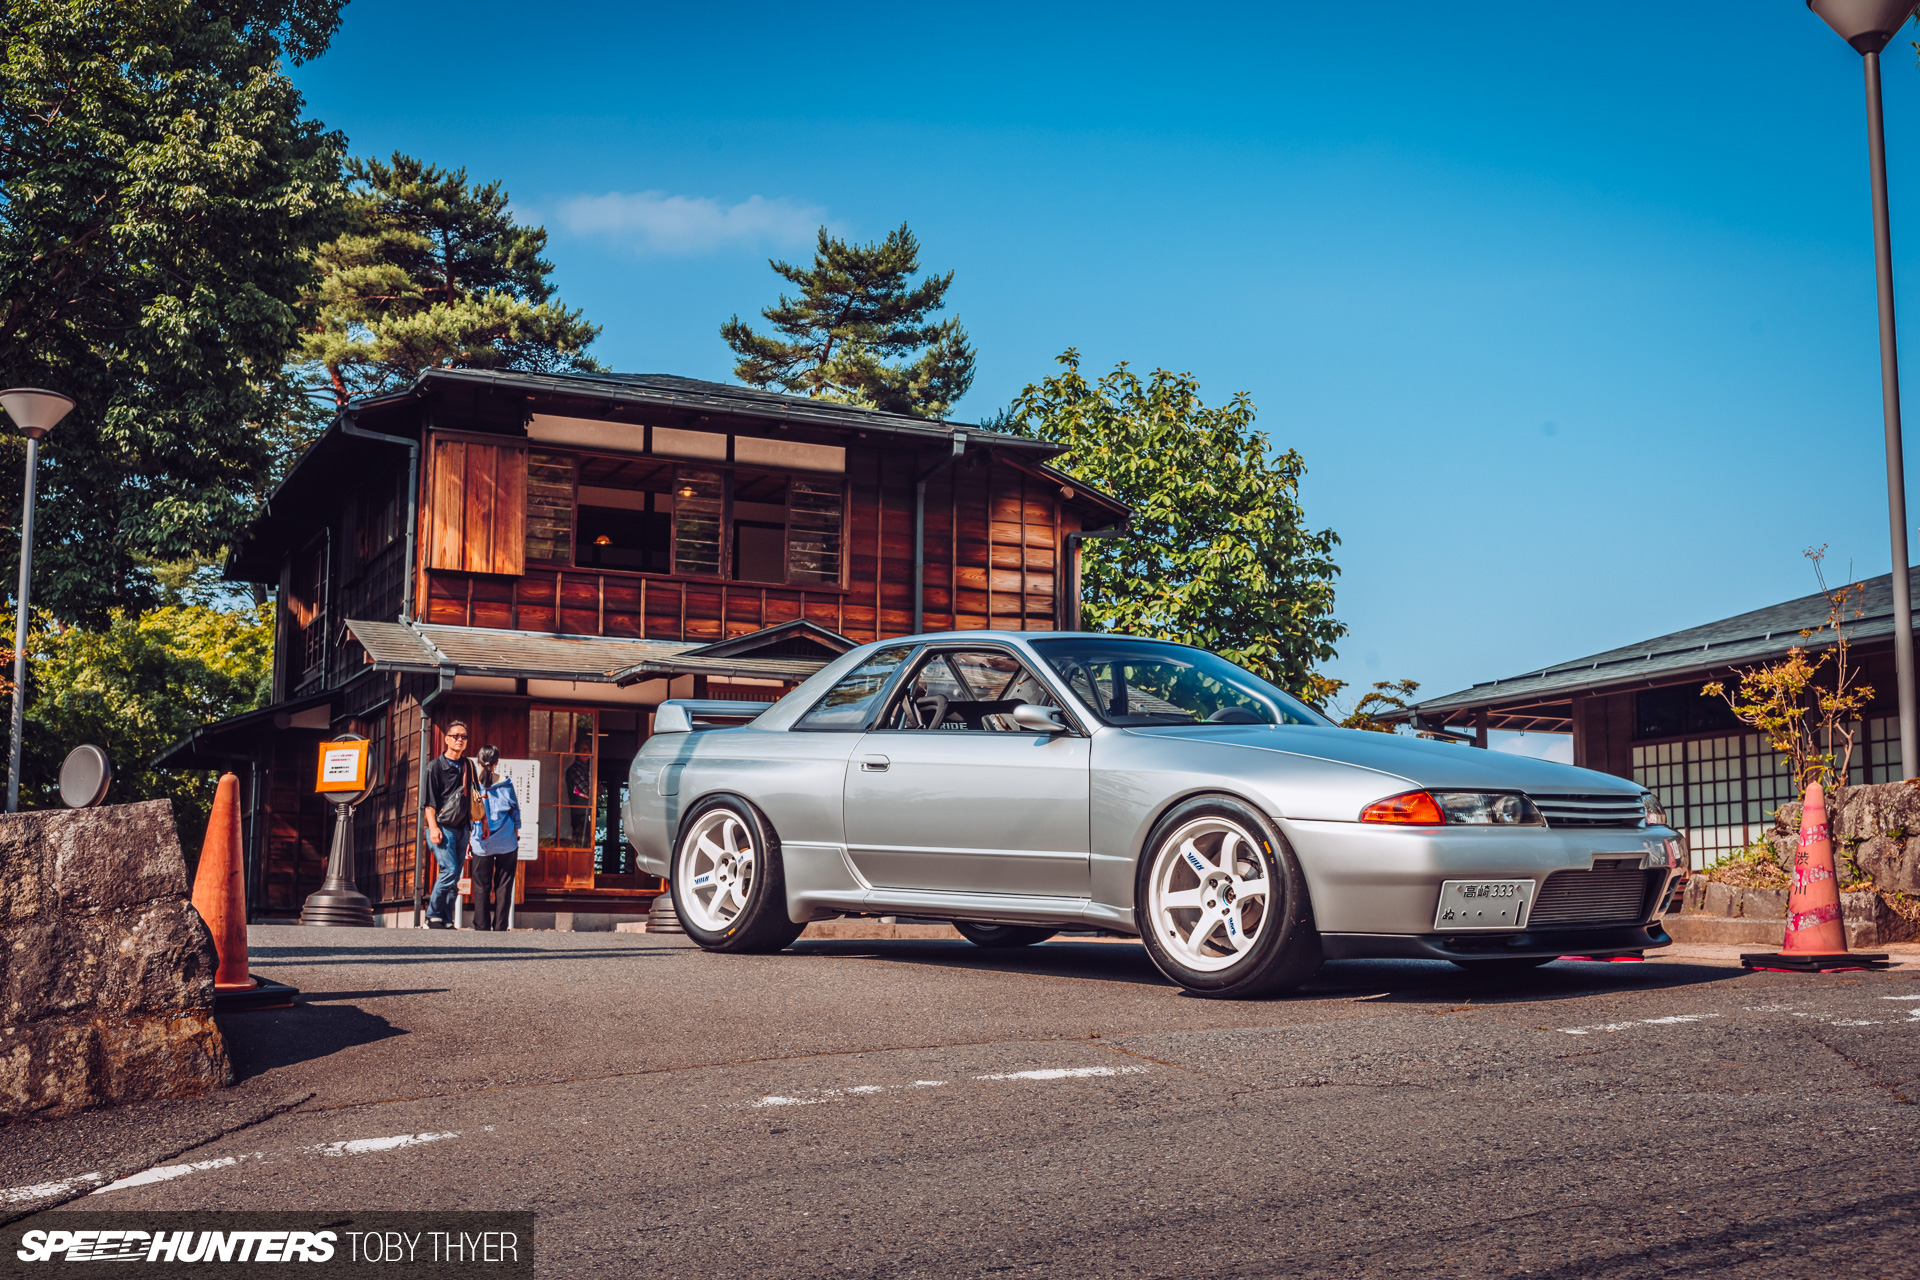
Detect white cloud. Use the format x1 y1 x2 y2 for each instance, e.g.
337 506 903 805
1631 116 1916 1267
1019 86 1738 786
555 191 824 255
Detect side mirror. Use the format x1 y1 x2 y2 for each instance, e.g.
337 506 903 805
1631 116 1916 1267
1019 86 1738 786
653 704 693 734
1011 704 1068 734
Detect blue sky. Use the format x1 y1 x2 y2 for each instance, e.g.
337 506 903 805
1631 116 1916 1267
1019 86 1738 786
294 2 1920 757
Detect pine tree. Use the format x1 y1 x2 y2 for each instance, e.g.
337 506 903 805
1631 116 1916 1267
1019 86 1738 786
304 154 600 407
721 223 976 419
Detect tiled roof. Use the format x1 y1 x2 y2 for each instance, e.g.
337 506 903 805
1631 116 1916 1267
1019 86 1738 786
610 653 828 684
346 621 696 681
1392 566 1920 723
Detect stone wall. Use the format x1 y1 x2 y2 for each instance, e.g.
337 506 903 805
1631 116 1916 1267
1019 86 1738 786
1 800 229 1122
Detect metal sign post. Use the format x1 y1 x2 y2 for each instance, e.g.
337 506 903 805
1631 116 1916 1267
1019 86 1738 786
300 734 377 927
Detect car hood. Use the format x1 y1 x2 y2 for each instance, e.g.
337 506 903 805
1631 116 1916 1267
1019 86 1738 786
1122 724 1641 795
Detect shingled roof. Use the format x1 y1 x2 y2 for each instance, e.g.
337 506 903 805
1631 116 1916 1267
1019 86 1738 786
1388 566 1920 732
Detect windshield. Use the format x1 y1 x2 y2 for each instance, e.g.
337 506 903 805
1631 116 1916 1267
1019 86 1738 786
1028 638 1332 728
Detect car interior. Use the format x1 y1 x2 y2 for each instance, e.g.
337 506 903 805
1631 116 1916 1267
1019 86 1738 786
882 649 1063 732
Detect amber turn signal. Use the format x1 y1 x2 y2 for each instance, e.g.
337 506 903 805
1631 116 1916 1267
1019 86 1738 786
1360 790 1445 825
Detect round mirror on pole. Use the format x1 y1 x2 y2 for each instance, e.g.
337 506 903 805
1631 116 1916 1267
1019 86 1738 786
1808 0 1920 53
58 744 112 808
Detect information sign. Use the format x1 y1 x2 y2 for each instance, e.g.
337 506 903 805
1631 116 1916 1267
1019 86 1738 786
314 739 370 794
498 758 541 861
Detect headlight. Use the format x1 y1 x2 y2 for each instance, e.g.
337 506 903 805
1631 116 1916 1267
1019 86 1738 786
1642 793 1668 828
1360 790 1545 826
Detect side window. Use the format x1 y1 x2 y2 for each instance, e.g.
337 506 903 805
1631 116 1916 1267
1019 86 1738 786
884 650 1059 732
794 646 915 732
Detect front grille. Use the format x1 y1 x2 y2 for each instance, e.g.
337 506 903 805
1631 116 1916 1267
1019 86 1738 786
1531 792 1646 830
1529 860 1663 926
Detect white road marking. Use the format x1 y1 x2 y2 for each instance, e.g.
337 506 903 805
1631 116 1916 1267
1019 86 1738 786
0 1173 103 1204
973 1066 1150 1081
751 1064 1152 1108
1882 995 1920 1001
24 1132 467 1201
299 1131 458 1157
1559 1014 1720 1035
93 1157 244 1194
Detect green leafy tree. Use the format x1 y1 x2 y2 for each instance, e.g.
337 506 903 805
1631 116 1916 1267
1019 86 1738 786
0 0 349 624
1007 350 1345 696
17 592 273 850
304 153 601 407
721 223 976 418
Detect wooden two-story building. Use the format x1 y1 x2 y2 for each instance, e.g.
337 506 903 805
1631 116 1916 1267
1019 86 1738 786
159 369 1127 927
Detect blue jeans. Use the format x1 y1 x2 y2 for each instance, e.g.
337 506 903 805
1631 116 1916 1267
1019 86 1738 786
427 823 470 923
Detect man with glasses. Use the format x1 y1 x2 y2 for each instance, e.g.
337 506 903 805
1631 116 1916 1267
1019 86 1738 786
422 721 475 929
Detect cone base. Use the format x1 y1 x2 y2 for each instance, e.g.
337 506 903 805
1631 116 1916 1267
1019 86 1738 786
1740 952 1889 973
213 976 299 1013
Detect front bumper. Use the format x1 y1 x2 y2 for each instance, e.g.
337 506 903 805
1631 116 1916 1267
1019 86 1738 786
1279 818 1684 935
1320 922 1672 963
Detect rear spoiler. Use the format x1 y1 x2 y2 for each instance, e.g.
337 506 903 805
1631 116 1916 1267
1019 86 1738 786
652 699 772 734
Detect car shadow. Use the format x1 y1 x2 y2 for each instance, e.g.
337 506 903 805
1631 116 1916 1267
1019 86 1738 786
787 937 1756 1002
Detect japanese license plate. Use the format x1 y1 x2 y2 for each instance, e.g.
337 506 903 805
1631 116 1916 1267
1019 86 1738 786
1433 879 1534 930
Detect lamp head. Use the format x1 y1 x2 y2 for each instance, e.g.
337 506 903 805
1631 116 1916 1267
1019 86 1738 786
1809 0 1920 54
0 387 75 440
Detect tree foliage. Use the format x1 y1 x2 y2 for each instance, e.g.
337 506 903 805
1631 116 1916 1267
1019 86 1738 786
0 0 348 623
1703 549 1873 792
14 593 273 849
721 223 976 419
302 152 601 407
1006 350 1345 696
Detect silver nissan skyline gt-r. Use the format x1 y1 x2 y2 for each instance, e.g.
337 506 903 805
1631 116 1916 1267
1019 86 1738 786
624 631 1685 998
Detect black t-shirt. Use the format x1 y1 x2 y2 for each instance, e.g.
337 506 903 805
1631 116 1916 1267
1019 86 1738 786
424 754 473 827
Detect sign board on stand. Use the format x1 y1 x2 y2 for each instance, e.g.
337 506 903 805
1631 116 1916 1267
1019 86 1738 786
499 759 541 861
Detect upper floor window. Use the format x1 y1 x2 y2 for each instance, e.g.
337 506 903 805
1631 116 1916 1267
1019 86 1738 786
527 449 844 587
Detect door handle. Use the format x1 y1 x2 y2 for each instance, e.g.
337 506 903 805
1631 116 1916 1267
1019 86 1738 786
860 755 890 772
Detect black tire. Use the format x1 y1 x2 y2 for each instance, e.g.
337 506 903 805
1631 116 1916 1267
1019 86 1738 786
670 795 805 954
1134 795 1321 998
1449 956 1554 975
953 921 1056 948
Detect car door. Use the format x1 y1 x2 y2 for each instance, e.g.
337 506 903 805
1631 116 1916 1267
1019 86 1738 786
843 646 1091 898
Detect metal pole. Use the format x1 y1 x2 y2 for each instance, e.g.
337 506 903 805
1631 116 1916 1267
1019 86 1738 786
7 436 39 812
1866 49 1918 779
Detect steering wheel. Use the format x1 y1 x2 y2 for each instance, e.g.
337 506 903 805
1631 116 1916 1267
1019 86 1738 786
914 694 951 729
1206 706 1266 725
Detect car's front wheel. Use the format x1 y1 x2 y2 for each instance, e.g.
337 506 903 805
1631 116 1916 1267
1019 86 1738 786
1136 796 1321 998
953 921 1056 948
671 796 804 953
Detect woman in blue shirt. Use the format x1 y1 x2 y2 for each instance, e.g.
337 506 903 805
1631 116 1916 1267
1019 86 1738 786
468 745 522 931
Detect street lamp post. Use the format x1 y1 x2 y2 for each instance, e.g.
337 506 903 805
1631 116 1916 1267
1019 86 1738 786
0 388 74 813
1810 0 1920 779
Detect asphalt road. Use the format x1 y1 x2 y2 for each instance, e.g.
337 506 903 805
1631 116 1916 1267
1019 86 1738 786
7 926 1920 1278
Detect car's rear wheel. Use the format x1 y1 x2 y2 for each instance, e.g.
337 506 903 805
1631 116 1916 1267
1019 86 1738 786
1135 796 1321 998
953 921 1056 948
1449 956 1554 974
672 796 804 953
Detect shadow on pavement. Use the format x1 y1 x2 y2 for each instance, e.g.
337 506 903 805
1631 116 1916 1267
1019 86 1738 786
219 1002 407 1082
786 936 1754 1003
292 988 451 1002
248 944 673 967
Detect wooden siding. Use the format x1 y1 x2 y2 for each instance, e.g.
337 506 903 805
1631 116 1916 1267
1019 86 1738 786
419 444 1071 644
428 437 527 576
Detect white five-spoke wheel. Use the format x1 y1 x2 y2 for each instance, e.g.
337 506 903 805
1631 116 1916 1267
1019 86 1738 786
1147 816 1273 973
1134 796 1321 998
671 797 805 953
677 808 758 932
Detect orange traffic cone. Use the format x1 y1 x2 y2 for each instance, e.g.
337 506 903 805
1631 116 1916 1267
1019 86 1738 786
1742 781 1888 973
189 772 297 1011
